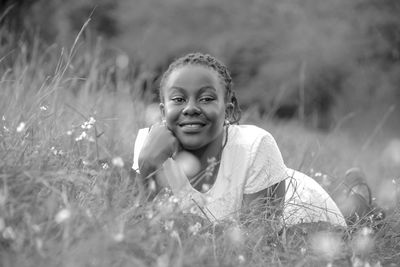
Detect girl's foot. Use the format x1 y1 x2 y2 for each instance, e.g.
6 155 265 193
338 168 385 227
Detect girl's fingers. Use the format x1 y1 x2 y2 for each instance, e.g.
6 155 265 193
149 122 180 158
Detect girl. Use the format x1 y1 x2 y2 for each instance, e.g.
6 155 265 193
133 53 347 226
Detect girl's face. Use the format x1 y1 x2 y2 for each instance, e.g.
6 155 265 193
160 65 227 151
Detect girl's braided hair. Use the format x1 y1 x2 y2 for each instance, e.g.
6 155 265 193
159 52 241 124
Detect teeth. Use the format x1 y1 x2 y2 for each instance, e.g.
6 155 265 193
183 124 202 128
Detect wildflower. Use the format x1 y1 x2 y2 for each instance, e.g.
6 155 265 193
314 172 322 177
168 195 179 204
2 226 16 240
51 146 57 155
164 220 174 231
189 206 199 215
112 232 124 242
116 54 129 69
81 117 96 130
201 183 210 192
300 247 307 255
238 254 246 264
226 225 243 245
55 208 71 224
321 174 332 187
3 126 9 132
188 222 202 235
112 157 124 168
40 105 48 111
66 130 73 136
146 210 154 219
102 163 109 170
352 227 374 256
310 231 343 261
16 122 25 133
75 131 87 141
1 115 5 121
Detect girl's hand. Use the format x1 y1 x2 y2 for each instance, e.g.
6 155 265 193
138 122 180 178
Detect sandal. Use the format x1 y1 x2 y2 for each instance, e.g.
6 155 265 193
337 168 385 227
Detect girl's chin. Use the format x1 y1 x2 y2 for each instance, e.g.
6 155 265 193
180 142 204 151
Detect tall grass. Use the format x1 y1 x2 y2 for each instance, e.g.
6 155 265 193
0 30 399 266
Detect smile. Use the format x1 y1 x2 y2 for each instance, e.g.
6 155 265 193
178 121 206 132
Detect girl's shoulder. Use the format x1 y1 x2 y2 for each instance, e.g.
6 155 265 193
228 124 276 146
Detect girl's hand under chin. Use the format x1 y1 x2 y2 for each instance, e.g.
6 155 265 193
146 123 201 178
146 122 180 164
138 122 180 178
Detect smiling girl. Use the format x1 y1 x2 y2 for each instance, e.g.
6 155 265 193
133 53 347 226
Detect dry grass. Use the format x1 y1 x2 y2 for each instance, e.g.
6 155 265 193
1 30 399 267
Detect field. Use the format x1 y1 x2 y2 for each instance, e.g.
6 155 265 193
1 31 400 266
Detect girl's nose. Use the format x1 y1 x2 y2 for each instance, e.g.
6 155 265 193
182 100 201 115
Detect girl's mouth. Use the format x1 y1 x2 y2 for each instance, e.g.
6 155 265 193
179 121 206 132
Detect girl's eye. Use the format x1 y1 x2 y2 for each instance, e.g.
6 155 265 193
199 96 215 102
171 97 185 103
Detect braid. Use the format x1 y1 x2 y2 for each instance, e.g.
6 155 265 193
159 52 241 124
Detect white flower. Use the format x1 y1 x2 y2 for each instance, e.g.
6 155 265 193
201 183 210 192
16 122 25 133
40 105 48 111
352 227 374 256
238 254 246 264
66 130 73 136
102 163 109 170
112 157 124 168
188 222 202 235
88 117 96 125
226 225 243 245
112 232 124 242
310 232 343 261
314 172 322 177
2 227 16 240
116 54 129 69
164 220 174 231
51 146 57 155
75 131 87 141
55 209 71 224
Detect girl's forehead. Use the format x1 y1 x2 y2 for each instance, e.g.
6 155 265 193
165 65 223 89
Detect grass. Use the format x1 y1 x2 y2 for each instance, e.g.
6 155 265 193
1 32 400 267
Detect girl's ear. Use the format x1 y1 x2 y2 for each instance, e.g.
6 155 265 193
159 103 166 118
225 102 234 118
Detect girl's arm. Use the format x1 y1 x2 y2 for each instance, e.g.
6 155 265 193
136 124 179 185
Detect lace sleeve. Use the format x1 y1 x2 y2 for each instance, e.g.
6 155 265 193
243 132 288 194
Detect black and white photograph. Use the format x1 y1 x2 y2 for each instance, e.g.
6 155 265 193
1 0 399 266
